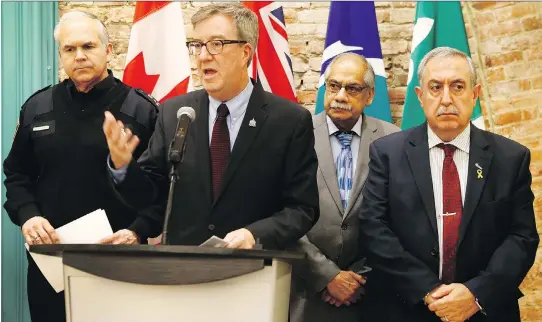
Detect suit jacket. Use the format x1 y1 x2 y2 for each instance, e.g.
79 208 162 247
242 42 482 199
289 113 400 322
358 123 539 322
114 80 319 249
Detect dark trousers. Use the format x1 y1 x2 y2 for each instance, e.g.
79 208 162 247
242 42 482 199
27 258 66 322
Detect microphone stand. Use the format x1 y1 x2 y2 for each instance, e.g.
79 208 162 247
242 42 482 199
160 163 179 245
159 109 194 245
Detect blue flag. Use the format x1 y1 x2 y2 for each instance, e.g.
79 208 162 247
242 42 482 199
315 1 392 123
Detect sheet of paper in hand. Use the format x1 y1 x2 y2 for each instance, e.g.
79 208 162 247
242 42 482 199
199 235 229 248
25 209 113 292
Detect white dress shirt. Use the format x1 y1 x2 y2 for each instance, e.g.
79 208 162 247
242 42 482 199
326 115 363 177
427 124 470 279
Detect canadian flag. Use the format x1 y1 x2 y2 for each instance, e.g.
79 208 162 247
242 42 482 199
123 1 192 103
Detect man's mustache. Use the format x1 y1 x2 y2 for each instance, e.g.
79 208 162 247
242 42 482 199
436 106 460 116
330 102 352 111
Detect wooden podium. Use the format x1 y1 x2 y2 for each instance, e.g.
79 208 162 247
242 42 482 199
31 244 304 322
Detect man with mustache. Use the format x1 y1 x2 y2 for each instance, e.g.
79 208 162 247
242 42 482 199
359 47 539 322
289 53 399 322
3 11 159 322
102 4 319 250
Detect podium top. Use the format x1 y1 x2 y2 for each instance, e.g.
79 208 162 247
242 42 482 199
29 244 305 261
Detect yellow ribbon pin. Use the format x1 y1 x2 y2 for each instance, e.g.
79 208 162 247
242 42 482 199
477 169 483 179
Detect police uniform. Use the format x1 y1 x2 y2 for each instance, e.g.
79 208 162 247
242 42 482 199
3 70 160 322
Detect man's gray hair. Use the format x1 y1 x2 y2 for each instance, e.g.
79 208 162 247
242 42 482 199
417 46 477 87
324 52 375 89
191 3 258 66
54 11 109 46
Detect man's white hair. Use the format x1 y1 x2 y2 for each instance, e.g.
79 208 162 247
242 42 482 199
53 11 109 46
417 46 477 87
324 52 375 89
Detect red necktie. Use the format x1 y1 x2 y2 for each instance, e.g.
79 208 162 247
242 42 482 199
438 143 462 284
210 104 230 199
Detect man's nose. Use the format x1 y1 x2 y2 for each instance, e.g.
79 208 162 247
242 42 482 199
198 45 213 62
75 48 86 60
441 86 452 106
334 87 349 102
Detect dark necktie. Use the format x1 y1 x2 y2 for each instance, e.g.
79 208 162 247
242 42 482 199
438 143 462 284
210 103 230 199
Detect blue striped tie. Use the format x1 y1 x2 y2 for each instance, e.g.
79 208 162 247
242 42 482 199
335 131 354 210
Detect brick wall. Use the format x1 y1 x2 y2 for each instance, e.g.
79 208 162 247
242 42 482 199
58 2 542 319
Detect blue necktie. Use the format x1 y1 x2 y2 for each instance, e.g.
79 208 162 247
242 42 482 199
335 131 354 210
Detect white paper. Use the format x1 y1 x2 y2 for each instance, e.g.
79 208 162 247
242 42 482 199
25 209 113 293
199 235 228 248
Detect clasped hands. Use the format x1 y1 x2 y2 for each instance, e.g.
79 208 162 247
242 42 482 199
425 284 480 322
322 270 366 307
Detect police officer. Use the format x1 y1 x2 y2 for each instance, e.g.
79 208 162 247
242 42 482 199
3 11 160 322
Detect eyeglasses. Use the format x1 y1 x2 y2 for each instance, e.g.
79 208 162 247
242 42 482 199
186 40 248 55
326 80 369 96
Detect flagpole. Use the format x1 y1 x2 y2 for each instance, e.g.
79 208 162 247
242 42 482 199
463 3 495 132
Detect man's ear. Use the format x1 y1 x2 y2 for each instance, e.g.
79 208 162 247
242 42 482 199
243 43 253 67
472 83 482 103
415 86 424 107
366 88 375 106
106 43 113 63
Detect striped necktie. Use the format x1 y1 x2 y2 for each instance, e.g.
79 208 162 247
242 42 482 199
335 131 354 210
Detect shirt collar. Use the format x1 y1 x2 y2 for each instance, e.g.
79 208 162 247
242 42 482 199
208 79 253 120
326 114 363 137
428 123 471 153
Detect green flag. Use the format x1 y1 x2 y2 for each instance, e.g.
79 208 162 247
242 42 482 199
402 1 484 130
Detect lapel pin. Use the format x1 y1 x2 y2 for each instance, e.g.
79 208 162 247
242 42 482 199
249 118 256 127
475 163 483 179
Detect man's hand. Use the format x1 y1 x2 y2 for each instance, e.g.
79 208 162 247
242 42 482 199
22 216 60 245
99 229 140 245
223 228 255 249
103 111 139 170
322 287 363 307
424 284 444 306
325 271 366 304
428 284 479 322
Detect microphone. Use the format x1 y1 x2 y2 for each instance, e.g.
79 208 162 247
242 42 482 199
162 106 196 245
168 106 196 164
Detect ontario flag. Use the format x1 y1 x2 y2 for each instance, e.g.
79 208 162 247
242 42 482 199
123 1 191 103
244 2 297 102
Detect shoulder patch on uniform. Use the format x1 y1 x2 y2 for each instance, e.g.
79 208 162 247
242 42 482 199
134 88 160 108
22 85 52 107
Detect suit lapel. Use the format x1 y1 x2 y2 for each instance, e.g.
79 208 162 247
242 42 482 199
344 116 378 218
459 125 492 246
194 91 213 205
405 124 438 239
313 113 344 214
213 81 268 205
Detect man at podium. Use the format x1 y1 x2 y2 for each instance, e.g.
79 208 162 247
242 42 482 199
103 3 319 250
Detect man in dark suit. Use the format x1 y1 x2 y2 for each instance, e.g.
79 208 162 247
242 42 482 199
359 46 539 322
101 3 319 250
